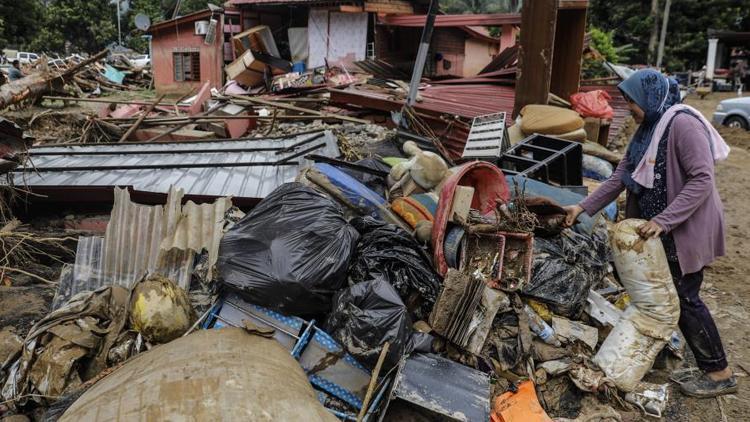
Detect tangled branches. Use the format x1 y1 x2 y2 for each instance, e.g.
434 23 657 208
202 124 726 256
0 220 77 284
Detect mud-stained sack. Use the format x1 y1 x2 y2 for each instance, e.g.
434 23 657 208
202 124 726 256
593 219 680 392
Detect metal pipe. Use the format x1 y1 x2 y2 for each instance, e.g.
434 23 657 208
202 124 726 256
405 0 439 107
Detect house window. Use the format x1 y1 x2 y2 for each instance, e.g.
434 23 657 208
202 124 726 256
173 52 201 81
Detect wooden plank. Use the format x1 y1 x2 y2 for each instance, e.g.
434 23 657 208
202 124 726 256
364 1 414 14
356 342 390 422
558 0 589 9
513 0 557 118
550 8 587 100
228 93 370 124
340 5 364 12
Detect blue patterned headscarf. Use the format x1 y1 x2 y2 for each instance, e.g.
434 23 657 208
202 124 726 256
618 69 681 193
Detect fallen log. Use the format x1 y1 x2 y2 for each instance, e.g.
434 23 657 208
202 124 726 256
0 49 108 110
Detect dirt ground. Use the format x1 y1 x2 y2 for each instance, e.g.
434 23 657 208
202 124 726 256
1 91 750 420
661 92 750 421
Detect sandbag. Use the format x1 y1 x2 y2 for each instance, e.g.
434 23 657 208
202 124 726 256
608 219 680 333
129 275 194 344
326 279 414 369
520 105 584 135
521 225 609 318
570 90 615 119
583 154 614 181
593 219 680 392
59 328 337 421
217 183 359 315
593 307 667 392
349 217 442 320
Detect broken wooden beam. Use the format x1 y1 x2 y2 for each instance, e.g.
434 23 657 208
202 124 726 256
119 94 166 142
225 94 369 124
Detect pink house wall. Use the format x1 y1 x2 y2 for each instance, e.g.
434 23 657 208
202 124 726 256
464 38 500 76
151 16 225 96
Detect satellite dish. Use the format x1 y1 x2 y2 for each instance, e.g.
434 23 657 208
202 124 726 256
135 14 151 31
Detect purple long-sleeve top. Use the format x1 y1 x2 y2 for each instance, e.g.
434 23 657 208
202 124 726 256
580 113 726 275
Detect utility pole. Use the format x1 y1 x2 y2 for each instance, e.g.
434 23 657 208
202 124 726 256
647 0 660 65
405 0 438 108
111 0 122 46
656 0 672 69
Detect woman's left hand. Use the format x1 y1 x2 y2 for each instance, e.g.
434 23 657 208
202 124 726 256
638 220 663 239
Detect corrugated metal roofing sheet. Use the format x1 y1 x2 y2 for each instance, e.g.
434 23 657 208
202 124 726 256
330 83 629 159
56 187 237 305
14 130 340 202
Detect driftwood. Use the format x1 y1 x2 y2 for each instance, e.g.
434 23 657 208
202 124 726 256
0 49 108 110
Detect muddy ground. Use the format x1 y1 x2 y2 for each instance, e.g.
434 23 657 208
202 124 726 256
1 91 750 420
668 92 750 422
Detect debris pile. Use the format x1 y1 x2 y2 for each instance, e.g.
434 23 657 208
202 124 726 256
0 10 686 422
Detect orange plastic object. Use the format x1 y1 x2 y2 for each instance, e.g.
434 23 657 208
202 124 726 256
492 380 552 422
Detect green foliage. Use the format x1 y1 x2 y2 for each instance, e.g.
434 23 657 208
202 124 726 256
589 0 750 70
26 0 117 54
0 0 43 49
442 0 520 15
589 27 619 63
126 0 163 52
582 27 621 79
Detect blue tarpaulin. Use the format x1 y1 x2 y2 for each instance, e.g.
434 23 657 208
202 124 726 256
102 64 125 84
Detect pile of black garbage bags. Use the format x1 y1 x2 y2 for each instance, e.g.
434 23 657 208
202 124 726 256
217 181 609 373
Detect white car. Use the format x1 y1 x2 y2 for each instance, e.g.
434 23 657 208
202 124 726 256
131 54 150 68
15 52 39 65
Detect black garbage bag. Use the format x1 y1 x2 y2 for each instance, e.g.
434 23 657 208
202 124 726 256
326 278 415 369
217 183 359 315
340 157 391 198
349 217 442 320
521 225 609 318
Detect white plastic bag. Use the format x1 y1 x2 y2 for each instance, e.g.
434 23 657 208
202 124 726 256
593 219 680 391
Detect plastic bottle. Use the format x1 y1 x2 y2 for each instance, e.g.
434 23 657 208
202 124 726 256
524 305 562 347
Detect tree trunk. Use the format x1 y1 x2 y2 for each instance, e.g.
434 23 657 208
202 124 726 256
648 0 660 65
0 49 108 110
656 0 672 69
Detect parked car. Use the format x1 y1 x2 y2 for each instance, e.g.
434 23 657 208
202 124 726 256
131 54 150 68
713 96 750 130
15 52 40 65
48 58 66 71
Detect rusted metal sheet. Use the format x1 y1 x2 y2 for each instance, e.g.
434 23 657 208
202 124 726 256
330 82 628 159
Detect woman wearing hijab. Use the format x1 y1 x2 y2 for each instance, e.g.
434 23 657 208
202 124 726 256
563 68 736 397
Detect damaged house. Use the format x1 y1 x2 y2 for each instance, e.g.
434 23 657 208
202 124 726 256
148 0 520 93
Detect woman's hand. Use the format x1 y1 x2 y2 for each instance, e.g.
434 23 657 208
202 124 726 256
638 220 663 238
562 205 584 227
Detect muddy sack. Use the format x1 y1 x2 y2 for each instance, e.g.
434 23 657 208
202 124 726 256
593 219 680 392
521 225 609 318
349 217 442 320
129 275 194 344
326 278 415 369
217 183 359 315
